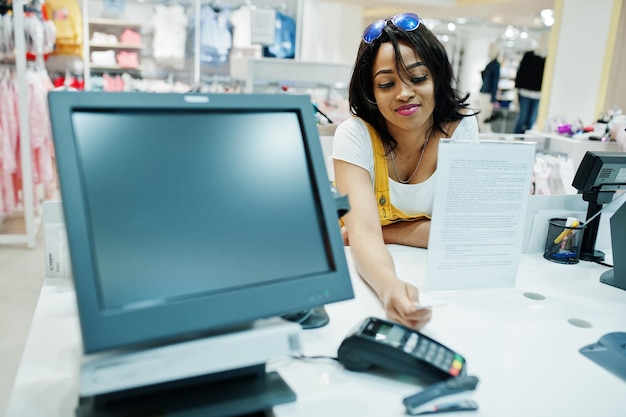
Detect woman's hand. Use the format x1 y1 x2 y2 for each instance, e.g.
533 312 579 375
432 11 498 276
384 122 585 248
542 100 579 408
340 225 350 246
379 279 432 330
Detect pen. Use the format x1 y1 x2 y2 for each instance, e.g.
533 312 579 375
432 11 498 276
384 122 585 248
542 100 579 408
554 219 580 244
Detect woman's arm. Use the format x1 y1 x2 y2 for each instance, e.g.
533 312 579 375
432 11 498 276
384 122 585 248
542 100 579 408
382 219 430 248
334 159 431 330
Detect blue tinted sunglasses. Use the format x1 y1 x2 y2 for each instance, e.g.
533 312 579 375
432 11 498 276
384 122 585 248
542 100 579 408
362 13 421 44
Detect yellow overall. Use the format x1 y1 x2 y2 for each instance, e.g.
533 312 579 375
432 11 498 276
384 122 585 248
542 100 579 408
366 123 431 226
339 122 431 227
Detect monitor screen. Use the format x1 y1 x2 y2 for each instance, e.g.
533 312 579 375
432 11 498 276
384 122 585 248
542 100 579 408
48 92 354 353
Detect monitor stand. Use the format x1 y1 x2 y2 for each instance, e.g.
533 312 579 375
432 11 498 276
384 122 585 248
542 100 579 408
281 305 330 329
76 318 301 417
600 269 625 290
76 365 294 417
599 199 626 291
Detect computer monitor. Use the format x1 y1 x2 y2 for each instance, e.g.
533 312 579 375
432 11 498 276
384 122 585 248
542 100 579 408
572 151 626 262
48 91 354 354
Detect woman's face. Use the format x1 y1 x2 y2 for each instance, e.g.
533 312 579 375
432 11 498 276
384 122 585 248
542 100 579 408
371 42 435 136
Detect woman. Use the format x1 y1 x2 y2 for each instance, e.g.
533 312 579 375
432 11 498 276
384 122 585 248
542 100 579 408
332 13 479 329
478 42 501 133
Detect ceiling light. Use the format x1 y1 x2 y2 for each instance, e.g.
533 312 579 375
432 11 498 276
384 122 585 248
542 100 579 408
541 9 555 27
503 26 517 39
447 22 456 31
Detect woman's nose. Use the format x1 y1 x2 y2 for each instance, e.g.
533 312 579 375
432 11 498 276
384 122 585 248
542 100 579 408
396 82 415 101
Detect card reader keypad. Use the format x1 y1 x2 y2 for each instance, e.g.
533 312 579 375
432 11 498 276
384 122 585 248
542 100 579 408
405 334 464 376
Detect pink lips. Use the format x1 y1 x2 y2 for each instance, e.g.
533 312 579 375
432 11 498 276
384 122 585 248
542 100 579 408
396 104 419 116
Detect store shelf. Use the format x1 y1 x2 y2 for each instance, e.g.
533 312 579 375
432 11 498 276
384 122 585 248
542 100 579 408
89 43 144 50
90 65 143 72
89 18 143 28
84 14 147 89
230 57 351 93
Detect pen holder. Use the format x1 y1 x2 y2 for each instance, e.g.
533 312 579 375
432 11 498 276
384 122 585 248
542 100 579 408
543 218 586 264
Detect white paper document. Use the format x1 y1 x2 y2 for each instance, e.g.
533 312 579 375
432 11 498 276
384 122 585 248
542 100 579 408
425 141 536 291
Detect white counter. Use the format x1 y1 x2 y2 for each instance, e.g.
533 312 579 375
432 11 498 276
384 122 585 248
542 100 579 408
526 130 621 171
6 245 626 417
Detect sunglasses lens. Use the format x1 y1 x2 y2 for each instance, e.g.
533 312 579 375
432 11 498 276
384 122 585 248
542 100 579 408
363 20 386 43
362 13 421 43
392 13 420 31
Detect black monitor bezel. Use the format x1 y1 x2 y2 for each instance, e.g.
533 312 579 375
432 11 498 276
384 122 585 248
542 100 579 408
572 151 626 193
49 91 354 353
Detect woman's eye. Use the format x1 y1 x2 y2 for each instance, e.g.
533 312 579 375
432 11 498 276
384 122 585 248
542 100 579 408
377 82 394 89
411 75 428 83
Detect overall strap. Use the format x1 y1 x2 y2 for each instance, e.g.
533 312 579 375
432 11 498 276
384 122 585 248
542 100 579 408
366 123 395 225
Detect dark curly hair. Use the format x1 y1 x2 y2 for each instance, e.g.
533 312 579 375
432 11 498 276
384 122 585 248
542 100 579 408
348 19 475 152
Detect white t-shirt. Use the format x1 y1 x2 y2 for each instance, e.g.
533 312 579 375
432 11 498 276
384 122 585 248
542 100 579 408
332 116 479 216
149 5 188 66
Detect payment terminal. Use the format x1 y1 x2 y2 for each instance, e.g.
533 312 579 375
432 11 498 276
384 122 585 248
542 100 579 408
337 317 466 383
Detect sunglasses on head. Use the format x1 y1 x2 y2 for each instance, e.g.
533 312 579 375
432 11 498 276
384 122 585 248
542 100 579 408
362 13 421 44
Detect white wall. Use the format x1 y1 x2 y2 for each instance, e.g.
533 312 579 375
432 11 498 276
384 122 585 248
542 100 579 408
300 0 362 64
299 0 621 130
547 0 614 125
456 26 501 105
604 1 626 114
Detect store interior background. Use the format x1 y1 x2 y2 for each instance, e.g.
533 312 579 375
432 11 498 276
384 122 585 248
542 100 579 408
297 0 625 132
40 0 625 133
1 0 625 416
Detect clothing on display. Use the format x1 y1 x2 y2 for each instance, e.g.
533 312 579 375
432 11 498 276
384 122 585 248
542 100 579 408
44 0 83 57
102 0 126 17
75 2 298 91
263 11 295 59
91 49 116 66
51 72 83 89
91 31 118 45
119 28 141 45
199 5 232 66
0 0 11 16
0 67 56 215
146 4 188 70
1 12 15 60
1 0 57 61
116 50 139 68
532 152 575 195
